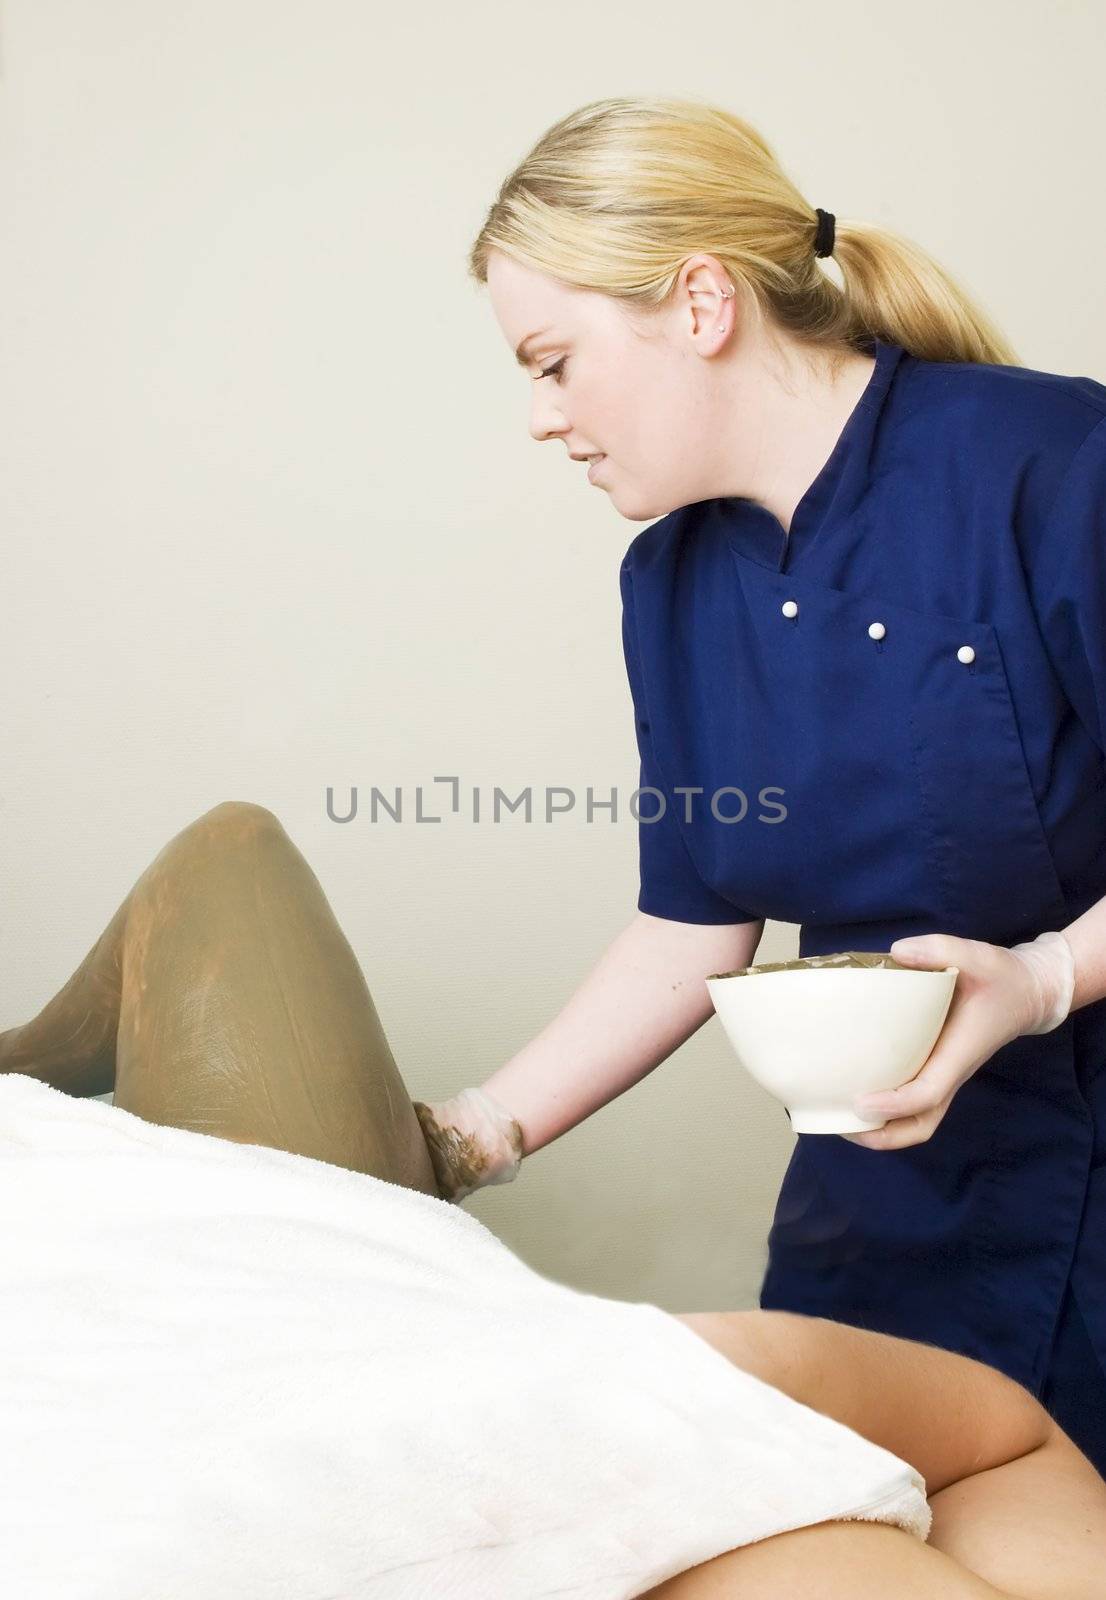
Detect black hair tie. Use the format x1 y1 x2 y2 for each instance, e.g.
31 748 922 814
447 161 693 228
813 208 836 258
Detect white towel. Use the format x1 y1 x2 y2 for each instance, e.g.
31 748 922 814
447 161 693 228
0 1072 930 1598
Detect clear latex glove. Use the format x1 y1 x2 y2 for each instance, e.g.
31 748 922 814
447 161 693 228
1008 929 1077 1034
844 928 1078 1151
411 1086 525 1204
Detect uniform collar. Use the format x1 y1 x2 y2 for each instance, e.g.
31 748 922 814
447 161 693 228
713 338 907 572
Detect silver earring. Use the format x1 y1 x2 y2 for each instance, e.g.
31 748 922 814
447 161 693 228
717 282 735 329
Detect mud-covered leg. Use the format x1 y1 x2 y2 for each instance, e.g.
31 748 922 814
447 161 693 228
3 801 438 1195
0 895 131 1098
113 801 438 1191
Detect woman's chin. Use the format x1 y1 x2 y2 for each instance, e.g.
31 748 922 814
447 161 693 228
614 492 672 523
597 475 658 520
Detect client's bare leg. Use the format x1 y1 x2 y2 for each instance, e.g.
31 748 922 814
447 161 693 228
642 1520 1012 1598
0 801 438 1195
643 1310 1106 1600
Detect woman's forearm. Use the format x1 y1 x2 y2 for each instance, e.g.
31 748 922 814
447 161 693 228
478 910 763 1158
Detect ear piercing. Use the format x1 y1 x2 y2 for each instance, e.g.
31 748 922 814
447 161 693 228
717 282 735 330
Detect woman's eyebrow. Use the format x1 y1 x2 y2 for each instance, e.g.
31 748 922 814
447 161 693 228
515 328 554 367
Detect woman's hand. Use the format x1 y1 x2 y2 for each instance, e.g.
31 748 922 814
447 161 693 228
411 1086 525 1203
843 930 1076 1151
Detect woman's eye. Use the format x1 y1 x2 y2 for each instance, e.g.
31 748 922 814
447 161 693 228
538 357 567 382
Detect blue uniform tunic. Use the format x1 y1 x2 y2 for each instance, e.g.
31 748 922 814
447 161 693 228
619 337 1106 1473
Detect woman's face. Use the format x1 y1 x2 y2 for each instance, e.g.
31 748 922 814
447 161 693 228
486 249 739 522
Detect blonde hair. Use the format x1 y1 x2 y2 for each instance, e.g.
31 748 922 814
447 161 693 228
468 95 1020 367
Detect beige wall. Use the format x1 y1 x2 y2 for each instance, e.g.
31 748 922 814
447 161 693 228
2 2 1103 1313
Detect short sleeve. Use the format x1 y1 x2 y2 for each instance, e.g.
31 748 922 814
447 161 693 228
620 554 758 924
1024 415 1106 756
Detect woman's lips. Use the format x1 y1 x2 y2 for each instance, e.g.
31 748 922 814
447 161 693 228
587 454 606 483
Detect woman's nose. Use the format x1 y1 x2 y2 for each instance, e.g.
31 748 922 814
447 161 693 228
529 395 569 444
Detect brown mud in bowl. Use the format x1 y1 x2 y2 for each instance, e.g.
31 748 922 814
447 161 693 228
707 950 919 980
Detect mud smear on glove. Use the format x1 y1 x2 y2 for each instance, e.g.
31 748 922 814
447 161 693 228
412 1100 524 1203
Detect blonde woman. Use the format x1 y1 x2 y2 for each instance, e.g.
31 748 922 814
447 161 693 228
418 94 1106 1480
2 798 1106 1596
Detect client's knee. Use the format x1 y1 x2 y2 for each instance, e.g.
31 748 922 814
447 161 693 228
169 801 288 859
131 803 288 905
200 800 283 833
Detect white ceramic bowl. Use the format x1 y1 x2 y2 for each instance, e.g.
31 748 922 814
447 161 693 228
705 954 959 1133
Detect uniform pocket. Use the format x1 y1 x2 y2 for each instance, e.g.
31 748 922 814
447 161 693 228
903 610 1068 940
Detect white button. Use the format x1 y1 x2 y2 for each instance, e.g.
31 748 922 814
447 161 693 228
867 622 886 641
781 600 798 618
957 645 976 665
